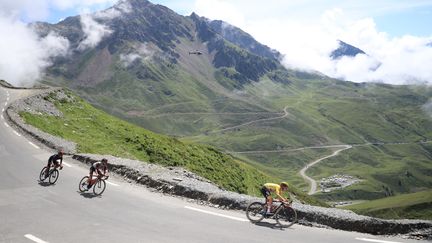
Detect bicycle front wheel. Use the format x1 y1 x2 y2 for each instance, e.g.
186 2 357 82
93 179 106 195
49 169 59 184
39 167 48 181
246 202 266 223
79 176 90 192
275 206 297 228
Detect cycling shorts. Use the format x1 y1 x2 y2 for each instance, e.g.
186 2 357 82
261 187 271 199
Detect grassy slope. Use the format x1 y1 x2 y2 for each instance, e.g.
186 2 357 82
343 190 432 220
50 51 432 210
184 76 432 198
20 90 326 206
44 33 432 213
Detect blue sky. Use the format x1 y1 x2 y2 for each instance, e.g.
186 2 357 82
373 7 432 37
37 0 432 38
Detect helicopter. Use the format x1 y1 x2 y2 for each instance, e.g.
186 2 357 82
188 50 203 55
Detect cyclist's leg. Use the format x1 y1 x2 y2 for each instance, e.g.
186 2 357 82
260 187 272 214
45 159 52 177
87 167 95 189
267 196 274 214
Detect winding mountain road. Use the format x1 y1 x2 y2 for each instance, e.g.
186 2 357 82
0 86 425 243
210 106 290 133
299 145 352 195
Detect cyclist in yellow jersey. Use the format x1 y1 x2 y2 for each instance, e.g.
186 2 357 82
261 182 290 215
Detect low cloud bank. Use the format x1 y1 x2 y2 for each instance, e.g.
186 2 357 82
258 11 432 85
0 16 69 87
0 0 131 86
193 1 432 85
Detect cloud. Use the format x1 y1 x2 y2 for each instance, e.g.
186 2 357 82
77 14 113 50
93 0 132 19
0 0 132 86
78 1 131 51
0 15 69 86
0 0 119 22
191 0 432 85
120 43 155 67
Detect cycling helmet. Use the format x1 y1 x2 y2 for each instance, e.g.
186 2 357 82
280 182 288 187
101 158 108 163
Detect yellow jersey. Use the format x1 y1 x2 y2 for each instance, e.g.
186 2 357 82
264 183 283 197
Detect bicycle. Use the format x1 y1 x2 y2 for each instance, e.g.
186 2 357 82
39 165 62 184
78 175 109 195
246 200 297 228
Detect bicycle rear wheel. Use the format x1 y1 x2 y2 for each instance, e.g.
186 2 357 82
275 206 297 228
246 202 266 223
39 167 48 181
93 179 106 195
48 169 59 184
79 176 90 192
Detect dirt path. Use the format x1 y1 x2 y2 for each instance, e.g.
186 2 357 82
299 145 352 195
232 143 353 195
209 106 290 134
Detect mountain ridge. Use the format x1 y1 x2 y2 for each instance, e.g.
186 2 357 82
29 0 432 215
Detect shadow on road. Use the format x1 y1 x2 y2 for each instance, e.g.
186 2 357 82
253 221 294 231
37 180 54 187
77 191 102 199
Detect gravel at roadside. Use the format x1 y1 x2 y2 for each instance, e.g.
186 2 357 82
3 86 431 240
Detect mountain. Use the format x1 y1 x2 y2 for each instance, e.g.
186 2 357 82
205 18 281 61
330 40 366 59
32 0 432 209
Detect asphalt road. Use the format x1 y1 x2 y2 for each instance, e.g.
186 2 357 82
0 86 427 243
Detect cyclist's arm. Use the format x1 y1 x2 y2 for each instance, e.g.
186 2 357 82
275 189 288 202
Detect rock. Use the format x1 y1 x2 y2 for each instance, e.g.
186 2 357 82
5 87 432 240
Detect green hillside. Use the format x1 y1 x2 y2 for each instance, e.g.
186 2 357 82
35 0 432 214
184 76 432 196
343 190 432 220
20 90 326 206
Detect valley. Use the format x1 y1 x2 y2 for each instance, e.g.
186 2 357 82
28 0 432 219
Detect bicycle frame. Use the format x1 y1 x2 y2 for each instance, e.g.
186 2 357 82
89 175 108 186
246 199 297 227
267 200 291 213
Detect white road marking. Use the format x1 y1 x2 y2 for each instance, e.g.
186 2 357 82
62 162 72 167
13 130 21 137
24 234 49 243
1 114 3 119
28 142 40 149
4 102 7 106
6 96 9 101
355 238 402 243
184 206 248 222
1 108 4 112
106 181 120 186
4 122 9 127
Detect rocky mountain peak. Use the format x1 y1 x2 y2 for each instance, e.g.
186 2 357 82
330 40 366 60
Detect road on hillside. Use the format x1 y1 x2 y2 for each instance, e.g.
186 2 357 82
0 86 426 243
299 145 352 195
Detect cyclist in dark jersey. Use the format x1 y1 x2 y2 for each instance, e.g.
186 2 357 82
44 151 63 178
84 158 109 191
